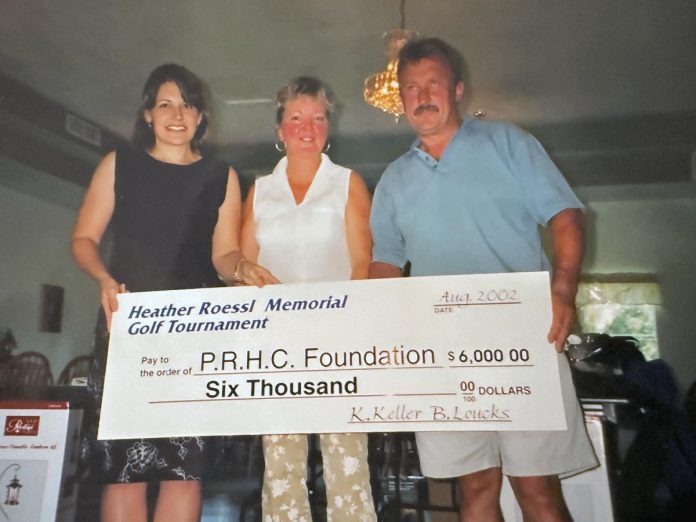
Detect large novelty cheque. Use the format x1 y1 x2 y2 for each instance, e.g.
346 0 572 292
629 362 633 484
98 272 567 439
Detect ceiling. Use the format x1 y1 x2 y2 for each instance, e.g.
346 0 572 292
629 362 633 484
1 0 696 187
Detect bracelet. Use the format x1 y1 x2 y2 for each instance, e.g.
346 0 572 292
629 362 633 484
233 257 246 284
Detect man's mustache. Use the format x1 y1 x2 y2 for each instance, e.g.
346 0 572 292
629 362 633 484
414 104 439 115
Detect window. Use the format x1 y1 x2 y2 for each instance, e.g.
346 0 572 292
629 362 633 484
576 281 661 360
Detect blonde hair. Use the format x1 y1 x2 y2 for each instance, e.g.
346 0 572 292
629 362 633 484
275 76 335 124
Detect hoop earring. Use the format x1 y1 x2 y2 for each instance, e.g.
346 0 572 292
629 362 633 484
323 141 331 153
274 140 285 153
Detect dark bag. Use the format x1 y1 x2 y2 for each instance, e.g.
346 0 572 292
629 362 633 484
619 360 696 520
566 333 645 398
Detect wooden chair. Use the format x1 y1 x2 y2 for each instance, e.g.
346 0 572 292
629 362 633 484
0 362 13 396
57 355 95 385
4 351 54 399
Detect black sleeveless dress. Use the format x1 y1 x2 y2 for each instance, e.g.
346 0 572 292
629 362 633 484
89 146 228 483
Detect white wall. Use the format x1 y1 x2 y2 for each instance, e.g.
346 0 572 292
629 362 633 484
0 158 98 381
577 183 696 389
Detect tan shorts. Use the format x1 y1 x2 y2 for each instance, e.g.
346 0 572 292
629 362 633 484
415 354 598 478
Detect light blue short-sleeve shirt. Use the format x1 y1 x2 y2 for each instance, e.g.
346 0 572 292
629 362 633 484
371 118 583 277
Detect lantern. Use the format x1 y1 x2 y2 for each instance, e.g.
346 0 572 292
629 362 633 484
2 464 22 506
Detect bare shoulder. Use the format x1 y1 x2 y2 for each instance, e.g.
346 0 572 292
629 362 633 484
245 182 256 200
101 150 117 166
242 183 256 217
347 171 371 217
94 150 117 175
85 151 117 190
227 165 239 179
348 170 370 196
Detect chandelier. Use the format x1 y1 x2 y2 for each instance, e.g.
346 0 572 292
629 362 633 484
363 1 417 120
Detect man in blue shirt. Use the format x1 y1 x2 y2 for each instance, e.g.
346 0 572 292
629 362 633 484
370 38 596 522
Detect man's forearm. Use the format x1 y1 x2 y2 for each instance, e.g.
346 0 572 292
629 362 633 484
369 261 403 279
549 209 583 298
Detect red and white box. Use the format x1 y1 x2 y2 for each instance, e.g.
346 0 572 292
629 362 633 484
0 401 82 522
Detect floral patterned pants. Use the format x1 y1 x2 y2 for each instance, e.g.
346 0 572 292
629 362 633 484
261 433 376 522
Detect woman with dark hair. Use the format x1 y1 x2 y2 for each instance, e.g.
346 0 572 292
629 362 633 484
241 76 376 521
72 63 275 522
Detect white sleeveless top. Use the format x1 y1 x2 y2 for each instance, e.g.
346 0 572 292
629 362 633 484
254 154 352 284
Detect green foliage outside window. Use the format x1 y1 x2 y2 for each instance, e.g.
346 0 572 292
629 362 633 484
577 303 659 360
576 281 660 360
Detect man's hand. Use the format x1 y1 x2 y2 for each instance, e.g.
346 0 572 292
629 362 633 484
369 261 403 279
548 291 576 352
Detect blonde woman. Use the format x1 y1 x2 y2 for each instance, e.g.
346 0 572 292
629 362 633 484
241 76 376 521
